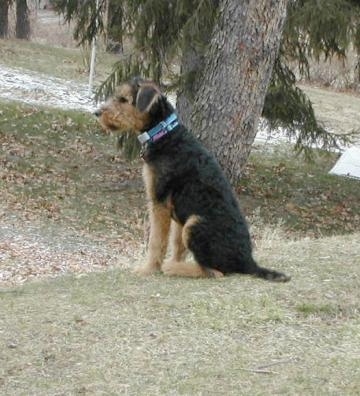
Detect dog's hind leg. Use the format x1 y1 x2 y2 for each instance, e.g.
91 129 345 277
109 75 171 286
162 260 223 278
168 221 187 262
135 203 171 276
162 215 224 278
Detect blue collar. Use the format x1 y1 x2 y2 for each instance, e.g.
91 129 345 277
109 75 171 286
137 113 179 144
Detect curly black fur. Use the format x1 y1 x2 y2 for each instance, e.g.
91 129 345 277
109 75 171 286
141 92 290 282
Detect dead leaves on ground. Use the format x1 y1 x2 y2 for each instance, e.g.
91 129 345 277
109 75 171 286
240 159 360 236
0 102 145 248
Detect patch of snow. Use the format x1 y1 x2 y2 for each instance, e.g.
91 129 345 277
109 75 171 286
0 64 96 112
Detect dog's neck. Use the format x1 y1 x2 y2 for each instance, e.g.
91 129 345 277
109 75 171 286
138 97 179 145
138 113 179 145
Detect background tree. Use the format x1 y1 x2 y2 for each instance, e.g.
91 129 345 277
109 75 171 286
16 0 30 39
0 0 11 38
106 0 123 53
187 0 288 182
53 0 359 182
263 0 360 156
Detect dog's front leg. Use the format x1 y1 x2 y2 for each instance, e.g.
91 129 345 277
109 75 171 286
135 202 171 275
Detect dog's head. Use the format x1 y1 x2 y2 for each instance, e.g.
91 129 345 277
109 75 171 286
95 77 172 133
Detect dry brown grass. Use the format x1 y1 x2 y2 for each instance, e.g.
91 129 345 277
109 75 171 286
1 231 359 395
6 7 78 48
300 84 360 138
302 50 360 93
1 105 359 392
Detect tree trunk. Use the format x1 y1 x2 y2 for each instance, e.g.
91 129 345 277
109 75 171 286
106 0 123 53
190 0 288 184
0 0 10 38
16 0 30 39
176 47 204 126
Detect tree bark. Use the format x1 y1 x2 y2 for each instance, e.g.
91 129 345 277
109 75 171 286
0 0 10 38
16 0 30 39
106 0 123 53
176 46 204 126
190 0 288 184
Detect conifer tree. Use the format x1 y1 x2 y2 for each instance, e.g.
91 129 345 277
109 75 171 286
53 0 360 182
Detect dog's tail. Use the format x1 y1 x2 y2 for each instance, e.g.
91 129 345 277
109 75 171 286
254 265 291 282
239 256 291 282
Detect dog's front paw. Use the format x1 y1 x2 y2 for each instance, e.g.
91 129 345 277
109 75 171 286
133 264 160 276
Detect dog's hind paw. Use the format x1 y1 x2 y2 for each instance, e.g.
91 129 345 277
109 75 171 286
206 268 225 278
133 264 160 276
162 260 224 279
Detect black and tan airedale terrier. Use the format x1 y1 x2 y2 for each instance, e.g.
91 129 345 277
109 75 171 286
95 77 290 281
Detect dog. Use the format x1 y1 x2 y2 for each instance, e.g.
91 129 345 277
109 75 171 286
95 77 290 281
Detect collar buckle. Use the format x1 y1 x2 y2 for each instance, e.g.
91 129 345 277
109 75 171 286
138 132 150 145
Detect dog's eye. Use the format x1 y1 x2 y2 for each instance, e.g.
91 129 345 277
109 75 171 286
117 96 128 103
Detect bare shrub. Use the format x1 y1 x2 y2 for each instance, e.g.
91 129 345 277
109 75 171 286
293 47 360 93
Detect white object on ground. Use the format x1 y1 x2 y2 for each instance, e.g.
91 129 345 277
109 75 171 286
329 147 360 180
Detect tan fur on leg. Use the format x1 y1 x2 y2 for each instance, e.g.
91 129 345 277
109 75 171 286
135 203 171 276
182 215 202 249
162 260 223 278
169 221 187 261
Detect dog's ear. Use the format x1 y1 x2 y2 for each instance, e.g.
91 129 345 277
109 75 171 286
135 84 162 113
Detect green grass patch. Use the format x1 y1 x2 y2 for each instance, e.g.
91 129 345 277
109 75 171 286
296 302 340 318
301 84 360 136
0 38 117 83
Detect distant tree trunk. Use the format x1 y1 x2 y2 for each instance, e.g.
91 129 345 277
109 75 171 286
106 0 123 53
0 0 10 38
189 0 288 184
16 0 30 39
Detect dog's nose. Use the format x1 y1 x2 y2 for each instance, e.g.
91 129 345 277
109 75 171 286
94 109 102 117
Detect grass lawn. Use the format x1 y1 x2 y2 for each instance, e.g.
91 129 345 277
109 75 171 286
1 231 359 395
0 100 144 248
1 70 360 393
241 145 360 237
0 38 118 83
300 84 360 137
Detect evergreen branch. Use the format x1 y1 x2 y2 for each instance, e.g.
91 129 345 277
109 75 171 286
95 53 152 102
263 58 353 156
